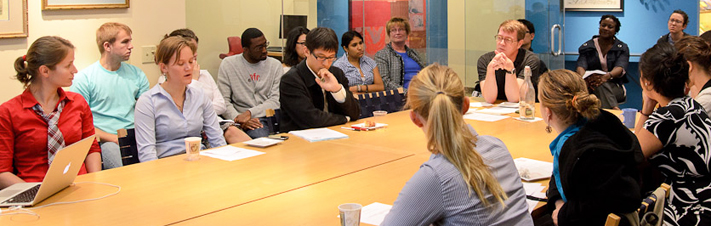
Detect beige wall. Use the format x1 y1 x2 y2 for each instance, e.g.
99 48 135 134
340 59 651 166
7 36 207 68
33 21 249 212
0 0 186 103
186 0 317 79
448 0 525 87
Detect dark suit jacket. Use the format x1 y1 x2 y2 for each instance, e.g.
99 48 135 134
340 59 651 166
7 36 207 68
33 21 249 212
279 60 361 132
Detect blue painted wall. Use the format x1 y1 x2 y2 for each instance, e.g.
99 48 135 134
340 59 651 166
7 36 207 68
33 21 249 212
317 0 349 57
564 0 698 60
426 0 448 65
555 0 698 110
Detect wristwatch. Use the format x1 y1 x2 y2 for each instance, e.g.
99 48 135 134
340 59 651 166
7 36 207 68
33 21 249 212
504 68 516 75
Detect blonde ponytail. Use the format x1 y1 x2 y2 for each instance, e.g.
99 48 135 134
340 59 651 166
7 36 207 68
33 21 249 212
406 64 507 207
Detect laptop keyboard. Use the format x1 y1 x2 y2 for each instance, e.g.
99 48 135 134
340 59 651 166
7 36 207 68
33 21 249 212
3 184 40 204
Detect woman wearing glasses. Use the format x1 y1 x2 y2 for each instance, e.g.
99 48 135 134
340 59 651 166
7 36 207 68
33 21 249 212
282 26 309 73
332 30 385 94
374 17 427 91
575 15 629 110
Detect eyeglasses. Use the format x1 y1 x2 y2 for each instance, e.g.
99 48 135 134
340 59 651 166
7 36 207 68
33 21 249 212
390 28 407 34
312 53 337 63
296 41 306 45
669 19 684 24
253 41 270 51
494 35 516 44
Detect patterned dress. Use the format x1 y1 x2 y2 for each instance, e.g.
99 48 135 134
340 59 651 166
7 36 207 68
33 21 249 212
644 96 711 226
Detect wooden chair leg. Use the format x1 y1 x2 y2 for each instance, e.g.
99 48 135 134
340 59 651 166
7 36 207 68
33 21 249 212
604 213 621 226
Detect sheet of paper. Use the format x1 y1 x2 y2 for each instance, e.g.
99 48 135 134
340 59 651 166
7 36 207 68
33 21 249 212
201 145 265 161
583 70 606 80
288 128 349 142
521 182 546 195
336 202 392 225
513 117 543 122
463 112 510 122
470 102 493 108
497 102 520 108
514 158 553 181
360 202 392 225
475 107 518 115
527 191 547 213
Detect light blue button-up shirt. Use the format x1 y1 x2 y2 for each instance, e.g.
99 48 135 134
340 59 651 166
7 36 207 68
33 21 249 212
135 84 226 162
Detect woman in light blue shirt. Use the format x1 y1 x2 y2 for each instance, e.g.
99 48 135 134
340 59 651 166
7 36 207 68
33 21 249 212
332 30 384 94
381 64 532 226
135 36 226 162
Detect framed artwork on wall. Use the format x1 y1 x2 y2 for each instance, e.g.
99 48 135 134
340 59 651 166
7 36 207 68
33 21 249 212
42 0 129 10
565 0 623 12
0 0 28 39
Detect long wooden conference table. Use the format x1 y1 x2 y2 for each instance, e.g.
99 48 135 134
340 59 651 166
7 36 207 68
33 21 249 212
1 100 561 226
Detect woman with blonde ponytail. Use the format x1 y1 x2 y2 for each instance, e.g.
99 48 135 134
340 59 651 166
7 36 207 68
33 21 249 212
381 64 532 226
539 69 642 226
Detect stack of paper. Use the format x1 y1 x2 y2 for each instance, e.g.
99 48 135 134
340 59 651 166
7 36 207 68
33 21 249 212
475 107 518 115
522 182 547 213
463 112 510 122
201 146 266 161
288 128 349 142
513 157 553 181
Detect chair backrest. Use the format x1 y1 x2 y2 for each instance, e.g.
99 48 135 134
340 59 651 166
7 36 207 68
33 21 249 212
265 108 281 135
117 128 140 166
604 183 670 226
219 36 243 59
356 88 405 118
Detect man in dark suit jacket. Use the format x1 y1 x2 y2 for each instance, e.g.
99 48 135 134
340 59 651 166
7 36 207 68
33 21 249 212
280 27 361 132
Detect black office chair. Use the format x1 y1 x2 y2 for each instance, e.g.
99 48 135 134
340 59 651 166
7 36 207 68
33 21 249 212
356 88 405 118
117 128 140 166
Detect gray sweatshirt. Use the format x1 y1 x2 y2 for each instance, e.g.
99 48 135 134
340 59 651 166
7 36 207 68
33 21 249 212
217 54 283 119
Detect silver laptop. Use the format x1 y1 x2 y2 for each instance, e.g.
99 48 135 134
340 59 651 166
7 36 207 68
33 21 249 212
0 135 95 207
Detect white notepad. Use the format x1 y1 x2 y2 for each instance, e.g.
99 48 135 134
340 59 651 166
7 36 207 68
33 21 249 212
513 157 553 181
288 128 349 142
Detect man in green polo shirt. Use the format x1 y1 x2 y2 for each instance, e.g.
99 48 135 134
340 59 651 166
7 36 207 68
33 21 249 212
71 22 149 169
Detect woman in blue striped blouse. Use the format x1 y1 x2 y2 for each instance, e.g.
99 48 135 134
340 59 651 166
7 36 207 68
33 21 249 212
381 64 532 226
332 30 384 94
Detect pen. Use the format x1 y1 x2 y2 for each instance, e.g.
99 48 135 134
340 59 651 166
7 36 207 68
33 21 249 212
350 126 372 131
340 127 358 131
526 195 548 202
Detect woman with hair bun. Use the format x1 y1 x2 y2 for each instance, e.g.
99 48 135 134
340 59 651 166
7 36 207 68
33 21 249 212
675 36 711 112
539 69 643 226
636 42 711 226
0 36 102 189
381 64 532 226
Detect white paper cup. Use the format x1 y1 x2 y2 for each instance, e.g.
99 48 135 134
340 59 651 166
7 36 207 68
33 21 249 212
184 137 202 161
338 203 362 226
373 110 387 117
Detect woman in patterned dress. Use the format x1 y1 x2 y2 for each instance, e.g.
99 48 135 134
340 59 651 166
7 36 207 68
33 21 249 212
635 42 711 226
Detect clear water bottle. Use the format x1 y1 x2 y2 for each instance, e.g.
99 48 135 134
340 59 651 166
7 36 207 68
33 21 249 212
519 66 535 120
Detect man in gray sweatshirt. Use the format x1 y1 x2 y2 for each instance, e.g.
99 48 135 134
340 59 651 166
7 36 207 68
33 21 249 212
218 28 283 138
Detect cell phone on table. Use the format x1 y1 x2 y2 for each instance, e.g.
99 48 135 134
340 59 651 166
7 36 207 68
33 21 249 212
268 135 289 140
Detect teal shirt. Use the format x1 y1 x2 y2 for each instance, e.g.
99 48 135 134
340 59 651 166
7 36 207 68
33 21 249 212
70 61 149 135
548 118 586 202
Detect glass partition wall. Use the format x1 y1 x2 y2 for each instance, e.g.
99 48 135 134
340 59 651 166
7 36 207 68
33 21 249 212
185 0 562 91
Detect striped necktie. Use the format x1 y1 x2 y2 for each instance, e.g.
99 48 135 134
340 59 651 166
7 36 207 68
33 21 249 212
32 100 66 166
